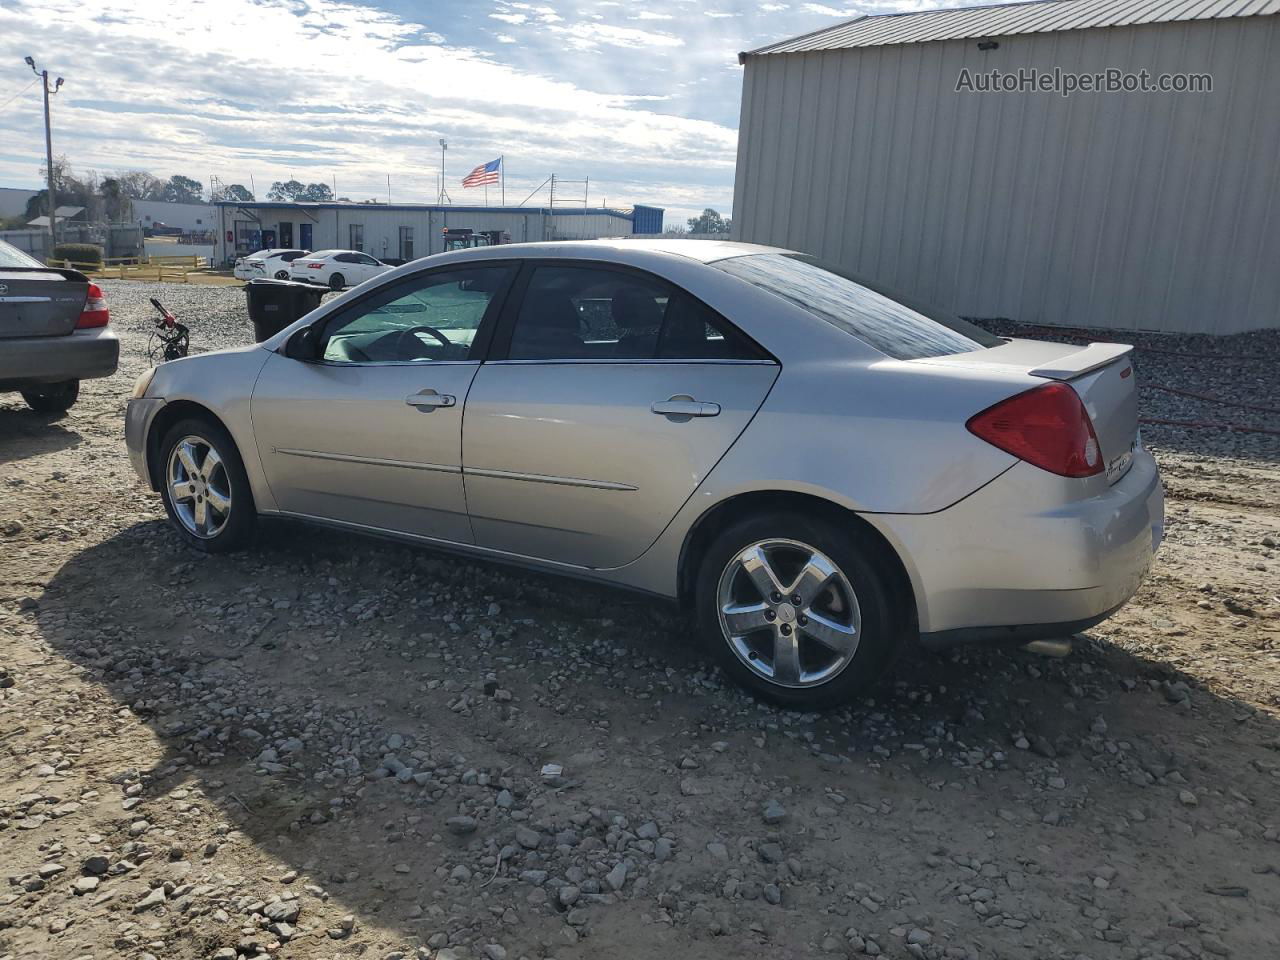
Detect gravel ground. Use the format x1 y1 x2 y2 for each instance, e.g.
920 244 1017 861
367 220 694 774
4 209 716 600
1 281 1277 960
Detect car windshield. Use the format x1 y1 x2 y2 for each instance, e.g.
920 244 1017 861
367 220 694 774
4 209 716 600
0 239 42 268
713 253 1002 360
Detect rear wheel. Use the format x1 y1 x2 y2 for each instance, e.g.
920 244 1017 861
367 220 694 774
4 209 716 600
158 417 256 552
328 273 345 291
21 379 79 414
274 269 289 280
695 512 900 709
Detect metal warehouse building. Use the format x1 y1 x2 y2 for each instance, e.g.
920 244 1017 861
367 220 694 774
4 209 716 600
732 0 1280 335
213 201 663 266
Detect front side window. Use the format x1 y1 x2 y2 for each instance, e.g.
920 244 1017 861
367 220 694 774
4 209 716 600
713 253 1002 360
506 265 767 361
318 266 512 364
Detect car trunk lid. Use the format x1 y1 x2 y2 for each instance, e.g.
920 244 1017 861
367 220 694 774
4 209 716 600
925 338 1140 484
0 267 89 338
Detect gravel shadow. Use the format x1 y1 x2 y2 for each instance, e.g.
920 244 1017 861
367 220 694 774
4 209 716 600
28 514 1280 957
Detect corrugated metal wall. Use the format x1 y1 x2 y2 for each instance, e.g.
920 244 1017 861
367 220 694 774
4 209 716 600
732 16 1280 334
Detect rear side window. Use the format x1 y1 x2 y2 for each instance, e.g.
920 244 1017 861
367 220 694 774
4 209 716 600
506 265 768 361
713 253 1001 360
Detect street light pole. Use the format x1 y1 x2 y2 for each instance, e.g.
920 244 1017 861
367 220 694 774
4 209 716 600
438 138 447 205
25 57 63 249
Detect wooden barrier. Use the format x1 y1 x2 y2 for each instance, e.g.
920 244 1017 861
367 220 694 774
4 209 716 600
47 254 213 283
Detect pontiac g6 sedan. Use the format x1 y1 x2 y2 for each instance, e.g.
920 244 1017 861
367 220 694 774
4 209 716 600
125 240 1163 708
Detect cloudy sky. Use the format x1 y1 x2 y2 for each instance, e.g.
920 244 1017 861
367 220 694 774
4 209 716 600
0 0 960 223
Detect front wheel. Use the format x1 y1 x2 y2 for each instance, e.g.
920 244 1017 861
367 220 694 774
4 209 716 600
695 512 901 710
328 273 345 291
158 417 256 552
21 379 79 414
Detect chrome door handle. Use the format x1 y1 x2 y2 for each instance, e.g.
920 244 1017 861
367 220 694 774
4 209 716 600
405 391 456 409
651 398 720 418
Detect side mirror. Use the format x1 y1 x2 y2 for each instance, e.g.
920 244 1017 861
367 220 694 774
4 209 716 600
285 325 319 360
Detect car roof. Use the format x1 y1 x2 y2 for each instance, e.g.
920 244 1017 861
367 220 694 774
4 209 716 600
417 238 794 268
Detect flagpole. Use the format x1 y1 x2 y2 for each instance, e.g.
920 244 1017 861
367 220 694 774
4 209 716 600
501 155 505 206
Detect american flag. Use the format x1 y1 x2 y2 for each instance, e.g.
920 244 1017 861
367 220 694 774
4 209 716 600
462 157 501 188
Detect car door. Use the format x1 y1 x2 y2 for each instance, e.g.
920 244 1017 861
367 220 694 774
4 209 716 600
251 263 516 543
356 253 384 283
462 262 779 569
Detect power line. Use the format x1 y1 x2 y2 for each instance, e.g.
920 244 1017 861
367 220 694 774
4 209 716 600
0 77 37 111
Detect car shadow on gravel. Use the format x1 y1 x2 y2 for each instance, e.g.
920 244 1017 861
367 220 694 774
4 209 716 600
0 405 82 464
30 517 1280 957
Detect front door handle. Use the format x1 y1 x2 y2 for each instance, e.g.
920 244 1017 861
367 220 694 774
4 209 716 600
651 397 720 418
405 390 456 409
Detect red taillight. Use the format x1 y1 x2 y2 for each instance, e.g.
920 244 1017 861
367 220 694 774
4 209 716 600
76 282 110 329
307 262 323 269
966 382 1102 478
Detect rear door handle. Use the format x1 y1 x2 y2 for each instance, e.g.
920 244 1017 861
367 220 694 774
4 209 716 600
405 391 456 409
651 398 720 418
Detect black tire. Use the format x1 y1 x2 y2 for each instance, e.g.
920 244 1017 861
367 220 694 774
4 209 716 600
157 416 256 553
328 273 345 291
21 379 79 414
274 269 289 280
695 511 902 710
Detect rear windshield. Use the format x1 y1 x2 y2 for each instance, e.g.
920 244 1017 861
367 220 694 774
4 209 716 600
0 240 41 268
713 253 1002 360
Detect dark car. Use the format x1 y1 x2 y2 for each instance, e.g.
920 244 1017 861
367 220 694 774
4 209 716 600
0 239 118 413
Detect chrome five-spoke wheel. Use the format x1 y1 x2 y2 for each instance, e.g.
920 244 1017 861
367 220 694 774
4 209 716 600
717 538 861 688
166 435 232 539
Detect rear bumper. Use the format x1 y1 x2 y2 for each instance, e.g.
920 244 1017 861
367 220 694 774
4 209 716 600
0 327 119 388
869 448 1163 642
125 397 166 487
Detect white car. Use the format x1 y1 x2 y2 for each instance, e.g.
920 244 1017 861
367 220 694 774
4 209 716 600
233 249 310 281
290 250 391 290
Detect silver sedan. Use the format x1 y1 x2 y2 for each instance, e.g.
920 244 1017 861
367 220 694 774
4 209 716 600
124 239 1163 708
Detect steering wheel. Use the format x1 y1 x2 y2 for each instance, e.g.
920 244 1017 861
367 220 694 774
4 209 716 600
390 324 453 359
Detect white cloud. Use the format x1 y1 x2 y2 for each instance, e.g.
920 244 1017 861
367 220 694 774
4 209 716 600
800 3 861 15
496 33 518 42
489 12 529 23
761 3 790 10
549 21 685 50
630 10 674 19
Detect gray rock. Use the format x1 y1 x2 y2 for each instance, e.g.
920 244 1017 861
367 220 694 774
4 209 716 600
605 861 628 891
134 887 167 911
559 885 581 907
263 899 301 923
763 801 788 824
636 821 660 840
515 825 541 849
483 944 507 960
446 815 478 835
758 842 784 863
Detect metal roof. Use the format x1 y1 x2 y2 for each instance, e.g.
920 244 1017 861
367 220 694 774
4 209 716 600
742 0 1280 57
213 200 642 218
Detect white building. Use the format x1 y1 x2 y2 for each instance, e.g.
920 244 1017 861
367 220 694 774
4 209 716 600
211 201 665 265
132 199 217 233
732 0 1280 335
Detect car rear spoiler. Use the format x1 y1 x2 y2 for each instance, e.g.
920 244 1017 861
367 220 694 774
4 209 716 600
0 265 90 283
1028 342 1133 381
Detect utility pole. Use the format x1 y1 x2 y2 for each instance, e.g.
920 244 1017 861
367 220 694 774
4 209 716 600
24 56 63 248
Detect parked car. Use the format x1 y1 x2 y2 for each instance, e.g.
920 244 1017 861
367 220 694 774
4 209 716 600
233 249 310 281
289 250 391 290
1 239 118 413
124 239 1163 708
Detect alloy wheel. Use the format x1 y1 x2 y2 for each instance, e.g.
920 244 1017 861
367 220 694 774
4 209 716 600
716 538 861 688
167 435 232 538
